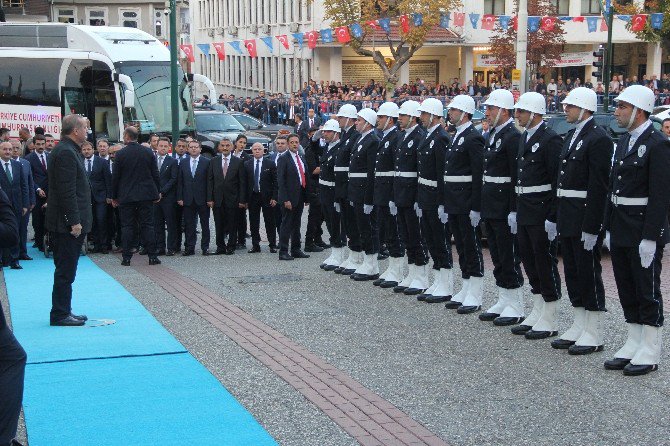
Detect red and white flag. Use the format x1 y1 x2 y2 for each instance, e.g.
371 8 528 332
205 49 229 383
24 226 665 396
335 26 351 43
481 14 496 30
400 15 410 33
600 17 608 31
212 42 226 59
453 12 465 27
305 31 319 49
276 34 290 50
244 39 257 57
541 16 556 31
631 14 647 31
179 44 194 62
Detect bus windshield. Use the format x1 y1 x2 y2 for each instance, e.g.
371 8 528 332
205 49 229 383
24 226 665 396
118 62 194 135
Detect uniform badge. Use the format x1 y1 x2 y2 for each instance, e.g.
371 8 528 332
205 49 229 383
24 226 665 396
496 139 502 149
638 145 646 157
408 141 414 148
575 140 583 151
384 141 390 149
458 137 464 146
430 140 435 149
531 143 539 153
357 145 362 151
343 139 348 146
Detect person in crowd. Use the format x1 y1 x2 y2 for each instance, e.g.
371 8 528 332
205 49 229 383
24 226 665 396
81 141 111 254
241 142 278 253
178 140 211 256
153 137 179 256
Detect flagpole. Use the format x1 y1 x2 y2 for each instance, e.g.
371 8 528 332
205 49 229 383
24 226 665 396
515 0 528 93
603 0 614 110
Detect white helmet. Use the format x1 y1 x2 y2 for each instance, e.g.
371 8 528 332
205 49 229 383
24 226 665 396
483 89 515 110
322 119 341 133
614 84 655 113
398 100 421 117
357 108 377 127
377 102 400 118
514 92 546 115
417 97 444 117
336 103 358 119
447 95 476 115
561 87 597 112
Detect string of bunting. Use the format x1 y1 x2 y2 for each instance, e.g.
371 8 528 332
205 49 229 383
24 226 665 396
176 11 665 61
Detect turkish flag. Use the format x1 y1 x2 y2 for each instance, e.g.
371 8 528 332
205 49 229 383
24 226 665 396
335 26 351 43
631 14 647 31
366 20 381 30
305 31 319 49
481 14 496 30
179 44 195 62
212 42 226 59
400 15 410 33
541 16 556 31
600 17 608 31
276 34 290 49
573 16 585 22
511 15 518 30
244 39 257 57
453 12 465 27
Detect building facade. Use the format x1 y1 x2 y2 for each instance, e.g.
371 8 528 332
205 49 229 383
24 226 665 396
1 0 50 22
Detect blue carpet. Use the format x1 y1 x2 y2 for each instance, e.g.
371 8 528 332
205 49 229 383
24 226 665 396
24 353 278 446
5 247 185 363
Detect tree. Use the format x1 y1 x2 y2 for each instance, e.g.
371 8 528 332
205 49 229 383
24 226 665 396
489 0 566 82
323 0 462 97
614 0 670 52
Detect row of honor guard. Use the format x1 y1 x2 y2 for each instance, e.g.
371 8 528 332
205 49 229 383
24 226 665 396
316 84 670 377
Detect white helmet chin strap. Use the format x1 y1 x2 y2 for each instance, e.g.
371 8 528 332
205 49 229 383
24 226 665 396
577 108 585 122
455 110 466 126
625 106 638 130
491 108 503 129
525 112 535 128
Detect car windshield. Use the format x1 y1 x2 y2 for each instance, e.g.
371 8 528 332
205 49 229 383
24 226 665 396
195 113 246 132
234 113 262 128
545 115 576 136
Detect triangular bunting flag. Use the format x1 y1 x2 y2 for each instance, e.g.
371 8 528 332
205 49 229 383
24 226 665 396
617 15 631 22
179 44 195 62
276 34 290 49
600 17 608 31
366 20 381 30
244 39 257 57
439 13 450 29
573 16 585 22
378 17 391 33
293 33 304 49
335 26 351 43
481 14 496 30
413 13 423 26
453 12 465 27
320 29 333 43
469 13 480 29
351 23 364 38
196 43 210 56
528 16 541 32
558 16 572 21
229 41 243 54
212 42 225 59
260 36 273 52
586 16 598 32
651 13 664 29
499 15 510 30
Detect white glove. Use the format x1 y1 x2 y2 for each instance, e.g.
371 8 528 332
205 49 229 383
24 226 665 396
349 201 354 207
364 204 373 215
389 201 397 216
469 210 481 228
604 231 610 250
544 220 557 242
581 232 598 251
639 239 656 268
507 212 517 235
415 203 423 218
439 212 448 224
334 202 341 213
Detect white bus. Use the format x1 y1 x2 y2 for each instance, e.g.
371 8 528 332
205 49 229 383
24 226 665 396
0 23 216 142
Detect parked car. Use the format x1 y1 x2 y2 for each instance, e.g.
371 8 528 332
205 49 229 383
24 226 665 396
194 110 271 157
544 112 628 144
227 111 293 141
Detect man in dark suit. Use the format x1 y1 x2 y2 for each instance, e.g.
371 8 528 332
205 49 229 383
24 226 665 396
154 138 178 256
241 142 278 253
111 126 161 266
306 108 322 130
25 135 49 251
269 136 289 240
233 135 251 250
178 140 211 256
45 114 92 326
11 139 35 261
295 114 309 149
304 127 325 252
207 137 245 255
276 134 310 260
81 141 111 254
0 142 28 269
171 138 189 253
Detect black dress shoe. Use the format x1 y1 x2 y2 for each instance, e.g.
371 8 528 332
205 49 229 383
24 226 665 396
393 285 408 293
19 254 33 261
121 259 131 266
270 246 278 253
225 248 235 255
568 344 604 355
352 273 379 281
157 250 166 256
511 324 533 335
444 300 462 309
248 246 261 253
291 251 310 259
323 264 338 271
494 316 524 326
457 305 481 314
236 243 246 250
138 247 148 255
479 312 500 322
341 268 355 275
315 240 330 249
425 295 451 303
182 250 194 256
623 363 658 376
377 252 389 261
166 250 175 256
279 253 294 260
524 329 558 340
9 263 22 270
604 357 631 370
214 249 226 255
50 315 85 326
71 313 88 321
403 287 424 295
304 244 324 253
551 338 576 349
372 278 385 286
334 267 345 274
379 280 398 288
202 250 210 256
149 257 162 265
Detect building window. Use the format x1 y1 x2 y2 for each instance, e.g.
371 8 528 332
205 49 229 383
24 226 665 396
86 7 108 26
554 0 569 15
119 8 141 29
581 0 601 15
484 0 505 16
56 8 76 23
1 0 24 7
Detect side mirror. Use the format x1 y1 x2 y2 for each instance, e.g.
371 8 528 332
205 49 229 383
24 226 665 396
124 89 135 109
117 73 136 109
243 123 250 130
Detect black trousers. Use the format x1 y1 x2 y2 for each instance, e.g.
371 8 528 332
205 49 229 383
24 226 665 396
279 202 304 254
236 207 247 245
353 202 379 254
518 224 561 302
377 205 403 257
397 206 428 265
2 211 20 265
320 187 345 248
105 204 120 249
19 211 28 257
119 201 156 259
611 244 664 326
31 196 46 249
91 201 108 250
335 198 360 252
450 213 483 279
0 321 26 446
420 208 452 270
153 200 177 253
50 232 85 321
274 204 283 242
305 189 323 244
172 203 184 252
560 235 605 311
213 206 237 250
183 203 210 252
485 218 523 289
248 193 277 248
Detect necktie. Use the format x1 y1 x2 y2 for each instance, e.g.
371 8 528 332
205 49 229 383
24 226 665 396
254 159 260 193
158 156 163 170
4 162 12 183
310 119 313 128
87 158 92 175
40 154 46 171
191 159 197 177
295 154 306 188
222 157 229 178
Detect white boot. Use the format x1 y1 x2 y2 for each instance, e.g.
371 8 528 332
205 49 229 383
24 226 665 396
353 253 377 279
495 287 525 325
481 286 506 319
613 323 644 360
346 251 364 274
377 257 393 282
323 247 343 269
334 247 347 266
395 263 416 291
420 269 440 297
550 306 586 349
426 268 454 301
458 276 484 313
525 300 558 339
405 264 429 294
630 325 662 366
381 257 404 286
338 249 355 272
569 310 605 354
321 249 335 269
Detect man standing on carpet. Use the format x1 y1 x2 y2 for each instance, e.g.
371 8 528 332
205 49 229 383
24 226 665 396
46 114 92 327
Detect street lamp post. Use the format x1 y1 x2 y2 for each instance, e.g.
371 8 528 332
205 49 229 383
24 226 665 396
516 0 529 93
603 1 614 110
168 0 180 148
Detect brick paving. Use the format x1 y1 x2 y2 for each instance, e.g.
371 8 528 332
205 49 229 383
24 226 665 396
131 261 451 446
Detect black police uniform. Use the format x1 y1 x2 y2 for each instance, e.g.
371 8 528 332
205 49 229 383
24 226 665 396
334 125 361 258
305 137 324 248
515 122 563 302
556 117 612 312
393 124 428 271
605 123 670 327
319 139 346 249
482 119 523 290
348 130 381 255
443 123 485 282
374 127 403 258
417 125 452 271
